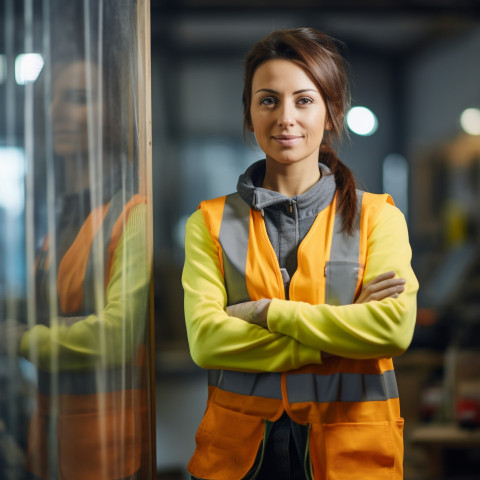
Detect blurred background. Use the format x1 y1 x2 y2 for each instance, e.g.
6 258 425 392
2 0 480 479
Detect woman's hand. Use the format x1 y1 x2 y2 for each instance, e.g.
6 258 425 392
355 271 405 304
226 299 271 328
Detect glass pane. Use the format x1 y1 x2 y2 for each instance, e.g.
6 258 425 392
0 1 155 479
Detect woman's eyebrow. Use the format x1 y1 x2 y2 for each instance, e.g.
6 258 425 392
254 88 319 95
254 88 278 94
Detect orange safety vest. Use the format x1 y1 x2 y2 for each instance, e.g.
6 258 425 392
27 192 149 480
189 191 404 480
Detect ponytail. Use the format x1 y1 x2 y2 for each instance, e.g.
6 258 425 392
319 144 357 234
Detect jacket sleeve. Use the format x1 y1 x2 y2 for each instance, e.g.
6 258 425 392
20 204 150 371
183 209 322 372
267 202 418 359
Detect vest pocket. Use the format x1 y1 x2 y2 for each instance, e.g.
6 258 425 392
188 401 265 480
310 419 404 480
324 261 364 306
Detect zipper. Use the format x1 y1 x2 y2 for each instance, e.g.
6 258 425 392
289 200 299 246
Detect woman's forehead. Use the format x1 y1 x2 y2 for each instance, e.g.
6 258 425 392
252 59 319 92
54 61 98 90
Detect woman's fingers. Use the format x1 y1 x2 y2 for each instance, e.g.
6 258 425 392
366 271 396 284
368 282 405 301
356 272 406 303
367 277 405 294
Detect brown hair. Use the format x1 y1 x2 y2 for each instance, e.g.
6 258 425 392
242 28 357 233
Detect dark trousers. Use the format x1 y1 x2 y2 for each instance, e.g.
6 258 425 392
254 413 309 480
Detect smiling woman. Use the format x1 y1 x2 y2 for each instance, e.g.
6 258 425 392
182 27 418 480
249 59 328 197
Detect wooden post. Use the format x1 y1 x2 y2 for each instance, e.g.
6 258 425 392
137 1 156 478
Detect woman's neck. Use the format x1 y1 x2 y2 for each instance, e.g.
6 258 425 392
64 154 91 194
262 159 321 197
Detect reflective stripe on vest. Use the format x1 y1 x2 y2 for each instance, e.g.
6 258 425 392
286 369 398 403
209 190 399 405
208 369 283 400
218 193 251 306
211 368 398 404
38 365 142 395
325 190 363 305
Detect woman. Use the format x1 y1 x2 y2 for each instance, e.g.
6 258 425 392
182 28 418 480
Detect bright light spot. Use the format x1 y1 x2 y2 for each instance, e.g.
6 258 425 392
15 53 44 85
0 55 6 84
460 108 480 136
347 106 378 136
0 147 26 216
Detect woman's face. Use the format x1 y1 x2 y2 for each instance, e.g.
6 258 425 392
250 59 328 169
50 61 100 158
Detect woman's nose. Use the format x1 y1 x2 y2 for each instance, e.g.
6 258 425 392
277 102 296 128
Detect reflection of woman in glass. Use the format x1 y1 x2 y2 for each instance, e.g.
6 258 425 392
183 29 418 480
19 58 150 480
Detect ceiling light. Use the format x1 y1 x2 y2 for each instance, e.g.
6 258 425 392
347 106 378 136
15 53 44 85
460 108 480 136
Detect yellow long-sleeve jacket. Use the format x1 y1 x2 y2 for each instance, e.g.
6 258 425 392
183 187 418 372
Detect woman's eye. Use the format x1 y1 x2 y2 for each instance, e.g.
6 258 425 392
297 97 313 105
260 96 277 106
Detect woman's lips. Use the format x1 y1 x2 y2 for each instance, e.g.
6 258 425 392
272 135 303 146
